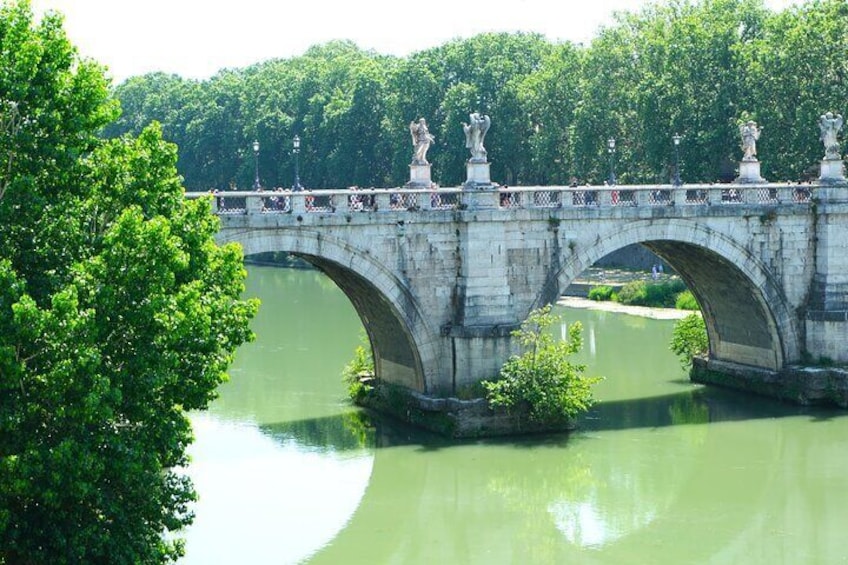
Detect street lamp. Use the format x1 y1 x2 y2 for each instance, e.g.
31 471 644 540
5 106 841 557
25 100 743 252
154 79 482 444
607 137 616 185
672 133 682 186
292 134 302 191
252 140 260 190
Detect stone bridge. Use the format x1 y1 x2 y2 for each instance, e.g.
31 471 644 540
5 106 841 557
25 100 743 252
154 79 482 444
187 181 848 430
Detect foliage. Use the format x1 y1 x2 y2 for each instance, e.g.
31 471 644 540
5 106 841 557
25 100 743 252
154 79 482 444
743 0 848 180
675 289 700 310
587 285 616 301
615 279 687 307
670 313 709 369
0 2 258 562
342 332 375 402
106 0 848 190
482 305 602 425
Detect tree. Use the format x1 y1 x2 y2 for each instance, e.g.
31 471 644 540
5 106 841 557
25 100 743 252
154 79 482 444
482 305 602 425
104 1 845 189
0 2 257 562
670 313 708 369
743 0 848 180
517 42 584 184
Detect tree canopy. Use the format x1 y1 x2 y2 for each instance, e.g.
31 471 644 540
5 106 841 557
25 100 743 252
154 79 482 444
105 0 848 190
0 1 257 562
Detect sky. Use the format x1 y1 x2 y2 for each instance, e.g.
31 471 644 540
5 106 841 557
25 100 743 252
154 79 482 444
29 0 800 84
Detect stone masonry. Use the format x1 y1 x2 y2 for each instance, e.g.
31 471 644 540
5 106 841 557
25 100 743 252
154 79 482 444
203 183 848 418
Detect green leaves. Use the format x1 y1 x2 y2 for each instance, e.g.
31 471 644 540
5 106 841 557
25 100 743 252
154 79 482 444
0 2 257 561
483 305 602 425
109 1 845 189
670 313 709 369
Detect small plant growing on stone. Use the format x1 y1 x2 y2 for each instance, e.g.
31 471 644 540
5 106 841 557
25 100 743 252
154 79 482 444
482 305 602 425
342 332 375 402
670 313 708 369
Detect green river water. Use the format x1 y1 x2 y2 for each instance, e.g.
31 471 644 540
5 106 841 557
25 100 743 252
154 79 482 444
180 265 848 565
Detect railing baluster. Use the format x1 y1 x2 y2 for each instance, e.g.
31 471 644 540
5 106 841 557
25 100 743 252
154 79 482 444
190 183 816 217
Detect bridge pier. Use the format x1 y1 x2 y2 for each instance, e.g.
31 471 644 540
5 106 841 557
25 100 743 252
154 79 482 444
805 185 848 364
691 359 848 407
442 324 519 396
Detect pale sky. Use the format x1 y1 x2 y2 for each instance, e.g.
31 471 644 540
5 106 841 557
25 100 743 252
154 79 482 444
30 0 800 84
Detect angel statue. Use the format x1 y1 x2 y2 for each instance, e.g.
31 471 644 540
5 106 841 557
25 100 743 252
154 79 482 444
819 111 844 160
463 112 491 163
739 120 762 161
409 118 435 165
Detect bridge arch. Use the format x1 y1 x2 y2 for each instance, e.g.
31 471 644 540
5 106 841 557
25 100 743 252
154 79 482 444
217 228 444 393
551 219 802 371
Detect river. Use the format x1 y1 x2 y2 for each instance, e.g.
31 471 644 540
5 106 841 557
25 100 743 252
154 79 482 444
180 265 848 564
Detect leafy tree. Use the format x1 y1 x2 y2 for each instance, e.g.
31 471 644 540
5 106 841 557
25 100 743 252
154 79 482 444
483 305 602 425
744 0 848 180
104 1 845 188
573 0 769 183
0 2 257 562
670 313 709 369
517 43 584 184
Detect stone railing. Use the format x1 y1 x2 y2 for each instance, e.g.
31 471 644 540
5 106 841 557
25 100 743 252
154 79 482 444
185 183 814 215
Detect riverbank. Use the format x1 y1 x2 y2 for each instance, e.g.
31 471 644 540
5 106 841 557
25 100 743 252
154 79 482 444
558 296 693 320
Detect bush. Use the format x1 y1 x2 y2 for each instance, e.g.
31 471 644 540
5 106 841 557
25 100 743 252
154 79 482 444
342 333 375 402
675 290 700 310
587 285 615 301
670 313 708 369
617 279 687 308
482 305 603 425
615 280 648 305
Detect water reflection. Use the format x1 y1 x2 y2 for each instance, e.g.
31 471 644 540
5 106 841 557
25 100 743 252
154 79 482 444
181 266 848 565
260 411 376 453
183 414 372 564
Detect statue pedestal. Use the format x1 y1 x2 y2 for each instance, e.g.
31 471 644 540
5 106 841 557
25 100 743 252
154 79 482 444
465 161 492 188
463 186 499 209
819 159 845 182
407 163 433 188
736 159 766 183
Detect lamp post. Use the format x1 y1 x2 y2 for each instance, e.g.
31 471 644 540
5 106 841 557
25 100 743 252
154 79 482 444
292 135 302 191
252 140 260 190
607 137 616 185
672 133 682 186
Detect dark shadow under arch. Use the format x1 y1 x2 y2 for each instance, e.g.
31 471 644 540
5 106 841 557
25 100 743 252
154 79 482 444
298 253 425 392
218 228 444 393
643 240 783 369
549 220 801 372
